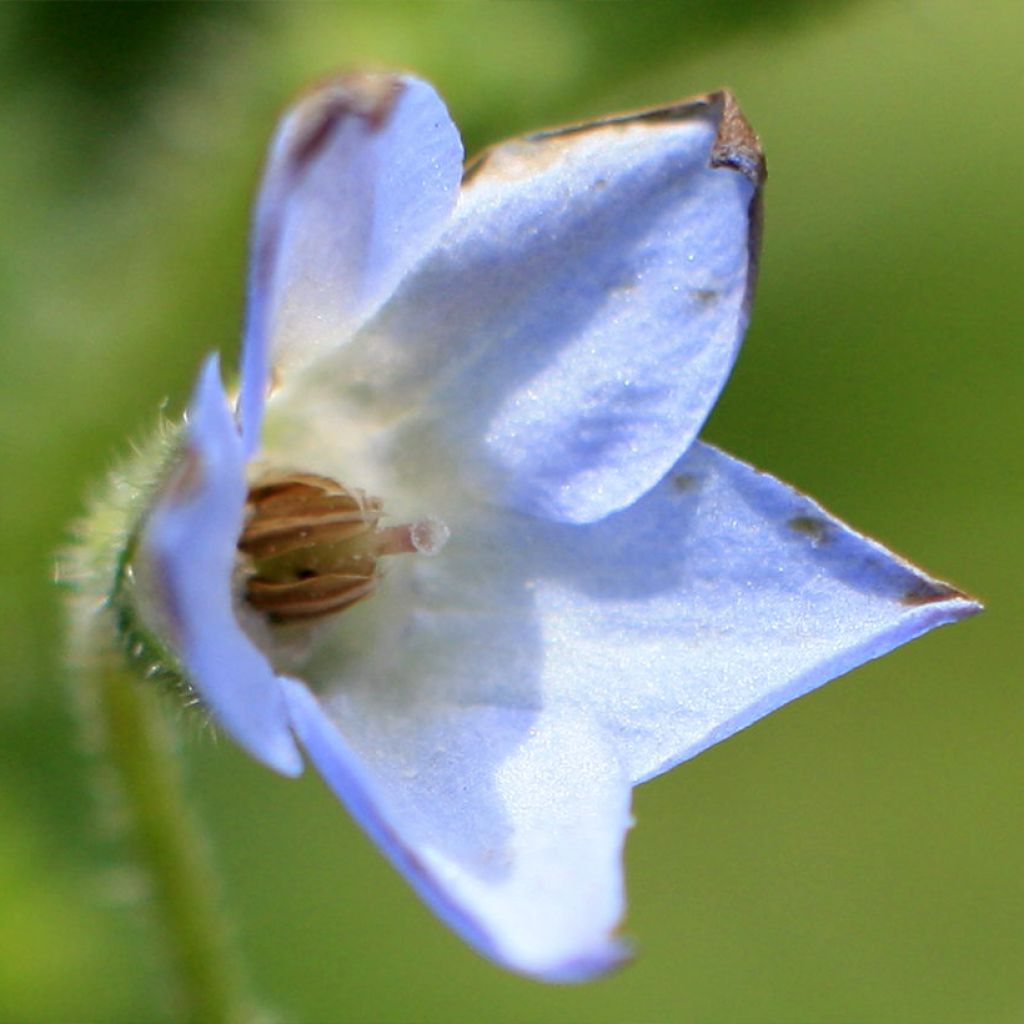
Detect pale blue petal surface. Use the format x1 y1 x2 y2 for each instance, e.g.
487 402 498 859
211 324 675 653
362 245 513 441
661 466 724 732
388 441 978 785
141 357 302 776
278 441 975 978
283 677 631 981
239 74 463 452
347 92 761 523
530 443 980 783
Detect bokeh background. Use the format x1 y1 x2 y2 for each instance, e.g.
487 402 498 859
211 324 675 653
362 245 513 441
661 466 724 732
1 2 1020 1021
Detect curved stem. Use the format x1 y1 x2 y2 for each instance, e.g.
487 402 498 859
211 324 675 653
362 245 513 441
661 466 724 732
93 657 257 1024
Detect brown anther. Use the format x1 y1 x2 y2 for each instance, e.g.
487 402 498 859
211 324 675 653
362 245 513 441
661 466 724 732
239 473 381 560
246 571 378 623
238 471 446 625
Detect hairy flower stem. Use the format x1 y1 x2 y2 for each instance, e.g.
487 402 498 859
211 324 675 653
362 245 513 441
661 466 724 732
91 649 257 1024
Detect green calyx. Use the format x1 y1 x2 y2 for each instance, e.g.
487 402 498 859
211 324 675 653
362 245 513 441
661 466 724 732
61 415 191 696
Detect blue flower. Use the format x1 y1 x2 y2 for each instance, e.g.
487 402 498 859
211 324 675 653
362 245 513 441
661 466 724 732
137 74 978 981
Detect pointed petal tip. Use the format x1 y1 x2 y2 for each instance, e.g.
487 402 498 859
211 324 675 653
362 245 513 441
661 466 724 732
707 88 765 188
897 579 983 616
185 352 245 460
197 349 222 385
189 353 227 420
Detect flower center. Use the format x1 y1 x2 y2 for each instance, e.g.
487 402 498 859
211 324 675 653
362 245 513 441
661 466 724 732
237 471 448 623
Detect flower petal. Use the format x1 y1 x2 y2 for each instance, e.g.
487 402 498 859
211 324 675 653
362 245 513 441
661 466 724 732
329 441 977 788
418 442 978 785
239 73 463 453
348 91 762 522
140 356 302 776
283 677 631 981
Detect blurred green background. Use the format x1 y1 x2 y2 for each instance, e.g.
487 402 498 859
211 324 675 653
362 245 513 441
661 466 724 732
1 1 1019 1021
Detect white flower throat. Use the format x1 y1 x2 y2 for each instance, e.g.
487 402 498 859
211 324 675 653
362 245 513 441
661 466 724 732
238 470 449 623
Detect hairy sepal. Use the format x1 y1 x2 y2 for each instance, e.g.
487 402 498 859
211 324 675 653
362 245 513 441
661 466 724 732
61 417 192 696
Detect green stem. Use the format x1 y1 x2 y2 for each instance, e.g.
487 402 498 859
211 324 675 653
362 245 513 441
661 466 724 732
93 654 257 1024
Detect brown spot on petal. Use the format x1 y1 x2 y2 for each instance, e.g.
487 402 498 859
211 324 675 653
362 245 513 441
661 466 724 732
788 515 832 545
671 472 700 493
